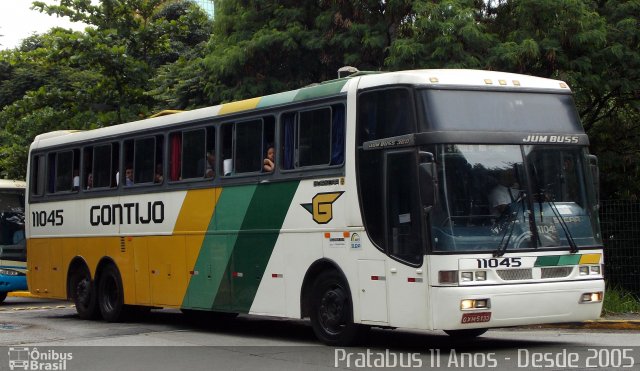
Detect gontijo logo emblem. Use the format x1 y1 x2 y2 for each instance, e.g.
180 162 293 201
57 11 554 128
301 192 344 224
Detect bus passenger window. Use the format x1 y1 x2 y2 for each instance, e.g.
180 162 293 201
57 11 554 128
281 113 296 170
299 108 331 167
180 129 205 180
124 136 161 185
50 150 74 192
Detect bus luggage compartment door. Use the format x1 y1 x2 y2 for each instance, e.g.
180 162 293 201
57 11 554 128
357 259 388 323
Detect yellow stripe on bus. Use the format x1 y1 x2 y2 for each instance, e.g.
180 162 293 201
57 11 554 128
579 253 601 264
218 97 261 115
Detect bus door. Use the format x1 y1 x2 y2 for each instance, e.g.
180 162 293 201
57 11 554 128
383 149 430 329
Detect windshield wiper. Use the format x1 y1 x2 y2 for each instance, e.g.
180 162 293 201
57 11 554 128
545 197 579 253
493 192 524 257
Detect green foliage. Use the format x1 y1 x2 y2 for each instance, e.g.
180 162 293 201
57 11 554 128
0 0 213 179
602 285 640 315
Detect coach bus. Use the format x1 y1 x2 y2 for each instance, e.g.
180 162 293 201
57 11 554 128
0 179 27 303
25 69 603 344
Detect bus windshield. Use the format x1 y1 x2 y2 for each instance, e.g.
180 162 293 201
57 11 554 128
0 191 26 260
429 144 601 253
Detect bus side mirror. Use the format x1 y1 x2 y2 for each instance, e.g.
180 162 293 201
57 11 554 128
588 154 600 205
419 151 437 209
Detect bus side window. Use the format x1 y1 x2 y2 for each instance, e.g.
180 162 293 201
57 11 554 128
330 104 345 166
124 136 162 185
178 128 206 180
48 150 77 193
298 108 331 167
30 155 45 196
357 88 415 146
281 113 296 170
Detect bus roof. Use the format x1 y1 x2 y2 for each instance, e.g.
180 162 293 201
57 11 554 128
0 179 26 190
30 69 571 150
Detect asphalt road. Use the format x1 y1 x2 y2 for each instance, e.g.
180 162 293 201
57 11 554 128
1 297 639 370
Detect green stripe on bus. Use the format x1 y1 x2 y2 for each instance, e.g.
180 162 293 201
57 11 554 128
256 90 300 108
183 185 257 309
293 80 347 101
534 254 581 267
213 181 299 313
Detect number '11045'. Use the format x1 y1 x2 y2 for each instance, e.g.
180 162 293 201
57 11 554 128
477 257 522 268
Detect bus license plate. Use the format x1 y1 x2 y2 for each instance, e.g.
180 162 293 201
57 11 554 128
461 312 491 324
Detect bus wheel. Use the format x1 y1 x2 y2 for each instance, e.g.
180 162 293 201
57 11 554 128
0 292 7 303
97 264 127 322
310 271 362 346
444 328 488 338
70 268 99 319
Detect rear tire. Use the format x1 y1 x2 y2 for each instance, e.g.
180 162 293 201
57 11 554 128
69 266 99 319
444 328 488 338
97 264 128 322
309 271 363 346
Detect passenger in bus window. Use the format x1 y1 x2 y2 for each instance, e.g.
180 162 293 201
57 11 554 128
204 152 215 178
125 166 134 186
72 169 80 191
86 173 93 190
154 164 164 183
263 145 274 172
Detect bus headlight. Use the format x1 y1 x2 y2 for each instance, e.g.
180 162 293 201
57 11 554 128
0 269 21 276
475 271 487 281
460 298 491 310
579 265 601 275
461 272 473 282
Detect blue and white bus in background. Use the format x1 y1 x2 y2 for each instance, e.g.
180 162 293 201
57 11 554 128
0 179 26 303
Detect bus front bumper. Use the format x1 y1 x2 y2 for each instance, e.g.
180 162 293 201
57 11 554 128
432 279 604 330
0 275 28 292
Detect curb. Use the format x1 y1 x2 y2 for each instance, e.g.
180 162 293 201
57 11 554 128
532 320 640 331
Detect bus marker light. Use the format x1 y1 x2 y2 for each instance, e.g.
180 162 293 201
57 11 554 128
324 232 331 238
475 271 487 281
232 272 243 278
407 277 423 283
343 231 350 238
371 276 386 281
272 273 283 278
484 79 493 85
429 77 439 83
499 79 507 85
513 80 521 86
439 270 458 284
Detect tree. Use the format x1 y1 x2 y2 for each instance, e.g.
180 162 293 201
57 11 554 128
0 0 213 179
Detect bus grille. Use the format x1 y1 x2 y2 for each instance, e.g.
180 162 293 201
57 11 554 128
541 266 573 279
496 268 533 281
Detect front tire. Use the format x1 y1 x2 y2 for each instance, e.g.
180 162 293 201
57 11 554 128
69 267 99 319
0 292 7 303
310 271 363 346
97 264 128 322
